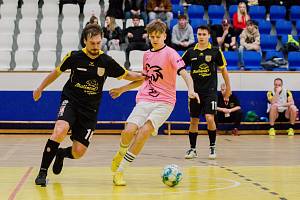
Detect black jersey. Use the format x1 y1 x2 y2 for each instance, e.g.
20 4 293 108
56 48 127 113
217 92 240 109
182 43 226 94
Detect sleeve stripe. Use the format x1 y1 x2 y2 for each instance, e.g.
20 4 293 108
177 66 186 75
287 90 293 98
218 49 227 69
116 65 128 80
57 51 72 72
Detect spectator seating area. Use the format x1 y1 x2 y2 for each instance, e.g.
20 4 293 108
0 0 300 71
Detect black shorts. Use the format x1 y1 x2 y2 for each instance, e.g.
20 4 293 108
189 93 217 118
57 99 96 147
276 112 289 122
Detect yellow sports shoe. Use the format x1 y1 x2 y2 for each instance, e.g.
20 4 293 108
113 171 126 186
287 128 294 136
111 152 124 172
268 128 276 136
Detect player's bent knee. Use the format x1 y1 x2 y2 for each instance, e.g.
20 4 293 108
72 147 86 159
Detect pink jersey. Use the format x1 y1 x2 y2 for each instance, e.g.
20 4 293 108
136 45 186 105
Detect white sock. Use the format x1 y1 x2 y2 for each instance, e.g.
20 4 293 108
117 151 136 172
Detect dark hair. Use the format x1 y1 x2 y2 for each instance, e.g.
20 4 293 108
89 15 98 24
132 14 140 20
82 24 103 41
146 19 167 34
197 25 210 34
274 78 283 85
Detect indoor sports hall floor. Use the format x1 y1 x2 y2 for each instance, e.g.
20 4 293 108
1 134 299 200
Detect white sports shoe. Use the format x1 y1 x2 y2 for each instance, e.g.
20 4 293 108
208 146 216 160
185 148 197 159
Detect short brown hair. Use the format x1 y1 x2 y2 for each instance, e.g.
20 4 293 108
89 15 98 24
197 25 210 34
145 19 167 34
178 14 187 20
82 24 103 41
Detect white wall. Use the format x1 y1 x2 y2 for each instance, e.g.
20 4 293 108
0 71 299 91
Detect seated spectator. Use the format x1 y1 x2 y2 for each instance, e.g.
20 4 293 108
233 1 250 36
171 14 195 51
106 0 124 19
80 15 107 51
267 78 298 136
146 0 173 28
238 20 260 68
59 0 86 15
124 15 149 69
103 16 123 50
124 0 148 25
216 83 242 136
217 18 237 51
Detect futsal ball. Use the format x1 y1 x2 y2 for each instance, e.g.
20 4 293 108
161 164 183 187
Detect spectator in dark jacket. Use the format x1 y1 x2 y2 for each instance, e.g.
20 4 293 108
124 0 148 25
103 16 123 50
124 15 149 68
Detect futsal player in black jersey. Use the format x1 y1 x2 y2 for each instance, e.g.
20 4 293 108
182 25 231 160
33 24 144 186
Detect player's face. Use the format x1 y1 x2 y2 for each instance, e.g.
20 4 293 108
197 29 210 46
148 31 166 50
85 34 101 56
274 80 283 90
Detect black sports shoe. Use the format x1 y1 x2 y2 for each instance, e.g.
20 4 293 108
35 169 47 186
52 148 64 175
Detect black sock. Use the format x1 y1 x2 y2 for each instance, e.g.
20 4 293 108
188 132 198 149
289 124 295 129
62 146 74 159
40 139 60 171
208 130 216 147
270 125 275 129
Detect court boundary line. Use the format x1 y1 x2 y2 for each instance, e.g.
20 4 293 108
8 167 33 200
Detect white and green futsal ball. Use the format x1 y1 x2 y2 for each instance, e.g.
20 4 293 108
161 164 183 187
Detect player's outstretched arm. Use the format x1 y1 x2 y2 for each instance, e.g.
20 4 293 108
109 80 144 99
123 71 145 81
33 69 61 101
179 69 200 103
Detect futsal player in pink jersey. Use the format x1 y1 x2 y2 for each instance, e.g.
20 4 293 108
109 19 200 186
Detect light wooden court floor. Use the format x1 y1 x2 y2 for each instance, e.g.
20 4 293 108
0 134 300 200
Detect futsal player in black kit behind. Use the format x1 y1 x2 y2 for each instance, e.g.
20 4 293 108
33 24 144 186
182 25 231 160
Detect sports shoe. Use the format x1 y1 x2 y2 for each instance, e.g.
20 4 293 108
52 148 64 175
113 171 126 186
287 128 295 136
208 146 216 160
232 128 239 136
268 128 276 136
35 169 47 186
111 152 124 172
185 148 197 159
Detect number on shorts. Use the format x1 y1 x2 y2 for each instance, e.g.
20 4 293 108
84 129 94 141
211 101 217 111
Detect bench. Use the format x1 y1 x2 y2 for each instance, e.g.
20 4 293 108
0 121 299 135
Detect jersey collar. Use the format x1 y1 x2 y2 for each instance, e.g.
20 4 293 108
193 43 212 51
82 48 104 59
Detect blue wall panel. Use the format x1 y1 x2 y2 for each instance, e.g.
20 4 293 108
0 91 299 121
